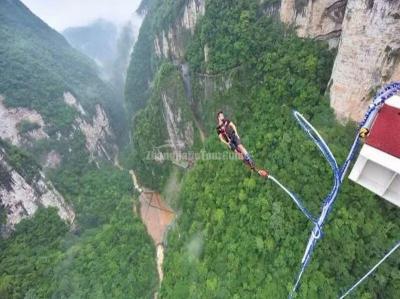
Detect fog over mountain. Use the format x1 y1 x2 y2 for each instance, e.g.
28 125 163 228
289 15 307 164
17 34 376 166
21 0 142 31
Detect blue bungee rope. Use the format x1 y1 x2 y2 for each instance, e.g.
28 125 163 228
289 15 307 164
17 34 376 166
339 240 400 299
265 82 400 298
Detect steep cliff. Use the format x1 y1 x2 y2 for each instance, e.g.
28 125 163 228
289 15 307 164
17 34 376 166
64 92 114 160
129 64 197 190
329 0 400 120
280 0 400 121
0 155 75 236
125 0 205 190
0 141 75 235
154 0 205 60
0 0 119 230
161 92 194 153
280 0 347 47
125 0 206 114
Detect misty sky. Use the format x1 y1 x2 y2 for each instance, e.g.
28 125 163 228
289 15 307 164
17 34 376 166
21 0 142 31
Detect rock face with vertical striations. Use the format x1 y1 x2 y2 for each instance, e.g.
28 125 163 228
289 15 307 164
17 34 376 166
161 93 194 154
329 0 400 121
280 0 347 47
64 92 115 160
0 150 75 236
76 104 114 161
154 0 205 60
280 0 400 122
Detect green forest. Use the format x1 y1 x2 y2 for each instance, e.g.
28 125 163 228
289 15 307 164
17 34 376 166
0 0 127 142
0 1 157 298
124 63 201 190
1 0 399 298
123 0 400 298
0 144 158 298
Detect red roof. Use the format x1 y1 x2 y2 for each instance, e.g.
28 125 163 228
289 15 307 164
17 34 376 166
366 103 400 158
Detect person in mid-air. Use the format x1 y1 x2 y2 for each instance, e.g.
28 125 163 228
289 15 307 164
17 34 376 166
216 111 268 177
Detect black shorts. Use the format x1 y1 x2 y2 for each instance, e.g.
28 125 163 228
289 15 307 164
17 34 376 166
229 134 241 151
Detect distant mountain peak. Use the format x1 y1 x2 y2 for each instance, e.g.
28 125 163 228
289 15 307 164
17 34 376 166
63 19 118 68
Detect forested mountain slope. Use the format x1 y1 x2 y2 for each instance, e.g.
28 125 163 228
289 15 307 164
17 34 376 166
125 0 400 298
0 0 119 231
0 1 156 297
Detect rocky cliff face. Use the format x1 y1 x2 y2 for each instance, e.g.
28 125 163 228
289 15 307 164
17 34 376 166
153 0 205 156
280 0 400 121
0 95 48 146
64 92 114 161
0 90 114 233
280 0 347 47
161 93 194 154
0 151 75 236
1 91 114 164
329 0 400 121
76 105 114 161
0 92 115 163
154 0 205 60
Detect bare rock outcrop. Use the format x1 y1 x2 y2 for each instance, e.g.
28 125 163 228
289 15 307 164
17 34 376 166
154 0 205 60
63 92 86 115
161 93 194 155
280 0 347 47
76 104 113 161
63 92 114 160
0 152 75 235
0 95 48 146
43 150 62 169
329 0 400 121
280 0 400 122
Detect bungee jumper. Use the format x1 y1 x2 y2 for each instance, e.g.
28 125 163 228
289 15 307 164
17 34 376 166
215 83 400 299
216 111 268 177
